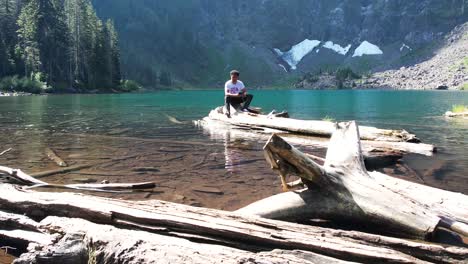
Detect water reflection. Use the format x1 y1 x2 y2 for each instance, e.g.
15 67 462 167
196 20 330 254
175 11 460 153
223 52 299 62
197 120 263 173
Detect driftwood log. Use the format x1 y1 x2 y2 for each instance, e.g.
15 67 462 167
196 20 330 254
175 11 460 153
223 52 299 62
197 116 435 156
0 184 467 263
445 111 468 118
237 122 468 241
45 148 68 167
0 165 155 192
207 106 420 142
0 148 12 156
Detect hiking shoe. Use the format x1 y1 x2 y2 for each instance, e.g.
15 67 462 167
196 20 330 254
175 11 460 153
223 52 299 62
241 108 249 112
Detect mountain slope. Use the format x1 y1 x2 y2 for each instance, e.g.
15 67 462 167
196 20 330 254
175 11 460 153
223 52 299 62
365 22 468 90
91 0 468 88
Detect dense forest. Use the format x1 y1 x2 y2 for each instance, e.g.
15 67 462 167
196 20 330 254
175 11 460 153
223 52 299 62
0 0 132 93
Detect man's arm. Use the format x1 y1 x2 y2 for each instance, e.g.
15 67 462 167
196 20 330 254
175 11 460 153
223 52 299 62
238 82 247 96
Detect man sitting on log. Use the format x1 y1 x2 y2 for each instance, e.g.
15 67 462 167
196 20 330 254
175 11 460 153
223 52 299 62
224 70 253 118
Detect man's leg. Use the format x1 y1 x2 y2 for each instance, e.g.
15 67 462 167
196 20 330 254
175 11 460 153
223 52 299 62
225 96 231 117
242 94 253 110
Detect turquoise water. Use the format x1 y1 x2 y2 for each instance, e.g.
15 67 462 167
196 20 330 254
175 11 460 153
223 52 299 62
2 90 466 144
0 90 467 202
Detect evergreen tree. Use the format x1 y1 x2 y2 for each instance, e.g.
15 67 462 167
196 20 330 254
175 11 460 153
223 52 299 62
0 0 20 76
159 70 172 86
2 0 124 92
16 0 41 79
40 0 71 87
106 19 121 87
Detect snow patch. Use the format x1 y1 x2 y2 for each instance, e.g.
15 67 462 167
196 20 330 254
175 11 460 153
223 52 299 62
273 48 283 56
352 41 383 57
322 41 351 55
316 49 320 53
275 39 321 70
278 64 287 73
400 43 412 52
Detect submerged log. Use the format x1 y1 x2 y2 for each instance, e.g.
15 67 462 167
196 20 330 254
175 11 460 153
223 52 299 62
30 152 145 179
0 148 12 156
207 106 420 142
237 122 468 240
45 148 68 167
0 185 467 263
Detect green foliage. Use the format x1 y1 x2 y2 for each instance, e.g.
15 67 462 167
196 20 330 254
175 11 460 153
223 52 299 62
463 57 468 68
322 115 335 122
335 67 361 81
460 83 468 90
300 73 319 83
118 79 141 92
335 67 361 89
452 105 468 113
159 70 172 87
0 75 46 93
0 0 123 93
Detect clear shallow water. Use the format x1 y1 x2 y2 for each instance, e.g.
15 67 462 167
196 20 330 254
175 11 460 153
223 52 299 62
0 90 467 209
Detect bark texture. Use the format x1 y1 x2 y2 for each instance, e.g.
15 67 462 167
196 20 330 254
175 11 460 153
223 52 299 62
237 122 468 241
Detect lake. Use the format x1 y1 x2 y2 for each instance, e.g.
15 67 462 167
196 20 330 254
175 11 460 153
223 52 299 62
0 90 467 210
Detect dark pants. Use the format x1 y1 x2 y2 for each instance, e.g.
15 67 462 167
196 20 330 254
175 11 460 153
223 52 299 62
225 94 253 114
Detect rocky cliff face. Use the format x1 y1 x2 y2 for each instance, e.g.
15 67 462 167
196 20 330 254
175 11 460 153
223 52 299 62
92 0 468 88
363 22 468 90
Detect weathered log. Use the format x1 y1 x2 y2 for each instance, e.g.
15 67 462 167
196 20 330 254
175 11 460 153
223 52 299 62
0 185 467 263
30 163 98 178
28 182 156 191
305 151 403 171
10 216 354 264
0 148 12 156
45 148 68 167
206 106 420 142
197 118 435 156
361 139 435 156
445 111 468 118
30 152 144 178
237 122 468 240
165 113 189 124
0 165 155 192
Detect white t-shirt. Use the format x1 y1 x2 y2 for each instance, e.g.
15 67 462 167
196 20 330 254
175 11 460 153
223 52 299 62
225 80 245 95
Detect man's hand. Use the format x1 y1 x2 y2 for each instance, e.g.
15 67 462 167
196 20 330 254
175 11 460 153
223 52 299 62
240 89 247 97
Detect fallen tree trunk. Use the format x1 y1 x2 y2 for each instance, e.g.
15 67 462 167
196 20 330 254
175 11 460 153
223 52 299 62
206 107 420 142
237 122 468 240
0 185 467 263
0 148 12 156
445 111 468 118
197 118 435 156
0 165 156 192
8 215 353 264
45 148 68 167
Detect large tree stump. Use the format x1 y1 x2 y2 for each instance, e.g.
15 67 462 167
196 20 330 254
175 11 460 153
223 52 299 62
237 121 468 240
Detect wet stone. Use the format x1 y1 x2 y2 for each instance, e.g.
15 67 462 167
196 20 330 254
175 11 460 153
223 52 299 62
192 186 224 195
132 167 160 172
72 177 97 183
172 194 186 201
